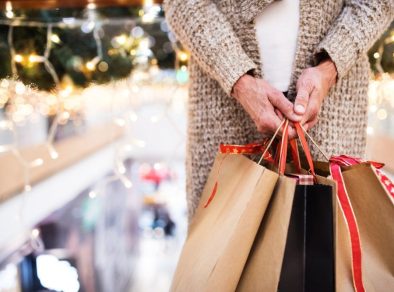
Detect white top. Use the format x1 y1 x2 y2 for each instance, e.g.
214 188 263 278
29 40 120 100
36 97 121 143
255 0 300 92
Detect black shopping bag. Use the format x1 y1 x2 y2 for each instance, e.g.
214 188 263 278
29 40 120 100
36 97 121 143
278 184 335 292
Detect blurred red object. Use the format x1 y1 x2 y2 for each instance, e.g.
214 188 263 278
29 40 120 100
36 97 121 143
139 163 171 186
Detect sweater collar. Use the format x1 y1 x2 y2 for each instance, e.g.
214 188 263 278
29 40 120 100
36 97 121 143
240 0 277 22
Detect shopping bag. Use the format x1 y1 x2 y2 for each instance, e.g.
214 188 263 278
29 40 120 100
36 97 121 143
236 175 296 291
277 182 335 292
170 150 280 292
237 121 335 292
329 156 394 292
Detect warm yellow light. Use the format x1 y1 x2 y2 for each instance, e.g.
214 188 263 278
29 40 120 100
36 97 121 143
14 54 23 63
377 109 388 120
61 111 70 121
5 10 14 18
50 34 61 44
5 1 13 18
0 79 9 88
5 1 12 10
373 52 380 59
48 145 59 160
86 61 96 71
28 54 41 63
98 61 108 72
178 51 188 62
60 85 73 98
87 3 96 9
30 158 44 167
15 82 25 95
115 34 127 45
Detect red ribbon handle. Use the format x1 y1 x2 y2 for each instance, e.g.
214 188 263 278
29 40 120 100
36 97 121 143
278 121 315 176
329 160 365 292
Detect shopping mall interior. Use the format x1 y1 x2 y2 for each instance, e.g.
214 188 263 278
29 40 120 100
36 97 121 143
0 1 393 292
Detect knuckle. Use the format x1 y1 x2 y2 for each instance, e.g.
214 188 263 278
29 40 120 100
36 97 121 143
302 80 314 91
296 92 308 102
283 102 293 113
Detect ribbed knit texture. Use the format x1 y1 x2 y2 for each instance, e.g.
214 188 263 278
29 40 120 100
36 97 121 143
164 0 394 223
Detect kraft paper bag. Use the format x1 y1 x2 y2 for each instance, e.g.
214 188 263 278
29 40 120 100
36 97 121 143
237 175 336 292
170 153 279 292
341 163 394 291
315 159 394 292
236 175 296 291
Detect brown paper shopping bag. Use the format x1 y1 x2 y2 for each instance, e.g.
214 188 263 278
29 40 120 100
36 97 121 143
334 161 394 292
170 152 279 292
236 175 296 291
238 122 336 292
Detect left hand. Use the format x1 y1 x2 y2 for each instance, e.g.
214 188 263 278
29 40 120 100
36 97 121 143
293 58 338 131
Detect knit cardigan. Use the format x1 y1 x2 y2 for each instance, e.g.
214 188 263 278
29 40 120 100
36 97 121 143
163 0 394 222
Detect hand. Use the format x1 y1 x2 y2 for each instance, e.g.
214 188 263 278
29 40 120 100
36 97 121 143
293 59 338 130
232 74 302 137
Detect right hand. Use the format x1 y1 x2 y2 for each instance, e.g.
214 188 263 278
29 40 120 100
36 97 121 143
231 74 302 137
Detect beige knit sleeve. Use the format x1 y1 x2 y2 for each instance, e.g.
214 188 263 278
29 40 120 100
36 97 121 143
316 0 394 78
163 0 257 96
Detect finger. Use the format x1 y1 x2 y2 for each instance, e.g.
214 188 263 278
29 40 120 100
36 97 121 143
301 89 320 124
294 88 309 115
268 90 302 122
256 109 284 136
288 126 297 140
275 108 284 120
304 117 319 131
267 113 284 135
287 122 296 139
295 77 314 115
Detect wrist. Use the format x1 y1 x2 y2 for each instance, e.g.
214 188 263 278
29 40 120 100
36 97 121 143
232 74 252 99
316 58 338 88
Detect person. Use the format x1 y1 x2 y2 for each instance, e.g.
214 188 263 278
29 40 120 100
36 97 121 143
163 0 394 223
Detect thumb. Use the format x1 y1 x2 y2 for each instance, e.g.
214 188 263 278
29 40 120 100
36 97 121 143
294 87 309 115
268 90 302 122
295 76 314 115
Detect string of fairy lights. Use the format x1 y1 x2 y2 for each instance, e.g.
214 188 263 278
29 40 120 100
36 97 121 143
0 1 189 250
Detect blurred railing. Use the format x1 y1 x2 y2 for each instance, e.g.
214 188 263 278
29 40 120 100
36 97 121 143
0 122 124 202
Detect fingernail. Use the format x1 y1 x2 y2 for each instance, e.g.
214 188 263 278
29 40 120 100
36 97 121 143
295 104 305 114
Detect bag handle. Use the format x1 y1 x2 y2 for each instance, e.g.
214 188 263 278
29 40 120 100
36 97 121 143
278 120 290 174
273 138 302 173
294 123 316 176
277 121 316 176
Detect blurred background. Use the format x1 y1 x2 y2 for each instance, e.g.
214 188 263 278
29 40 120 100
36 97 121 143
0 1 392 292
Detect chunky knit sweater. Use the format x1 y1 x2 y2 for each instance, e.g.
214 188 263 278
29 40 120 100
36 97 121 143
163 0 394 222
